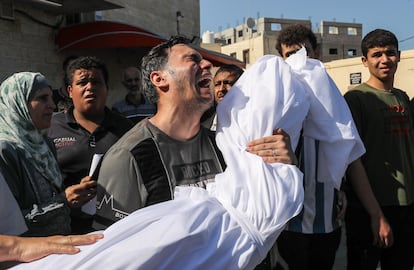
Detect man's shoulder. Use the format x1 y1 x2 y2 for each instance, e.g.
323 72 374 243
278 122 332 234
50 111 67 125
105 108 134 129
112 99 128 112
347 83 370 92
107 120 152 152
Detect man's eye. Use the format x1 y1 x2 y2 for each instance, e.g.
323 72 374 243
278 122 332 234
76 80 88 86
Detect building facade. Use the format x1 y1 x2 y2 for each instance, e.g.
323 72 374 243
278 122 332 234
203 17 362 66
0 0 202 106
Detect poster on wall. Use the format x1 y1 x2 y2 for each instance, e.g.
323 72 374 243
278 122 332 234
350 72 361 85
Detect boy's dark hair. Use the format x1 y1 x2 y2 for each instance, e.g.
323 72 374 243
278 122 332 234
361 29 399 57
141 36 191 104
66 56 109 86
275 24 317 55
214 64 244 81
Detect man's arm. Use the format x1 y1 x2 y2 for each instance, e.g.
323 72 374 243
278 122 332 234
0 234 103 263
346 158 394 247
93 147 146 230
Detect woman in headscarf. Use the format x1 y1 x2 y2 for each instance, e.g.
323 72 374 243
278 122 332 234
0 72 71 236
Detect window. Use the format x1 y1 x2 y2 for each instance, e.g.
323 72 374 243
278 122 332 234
329 48 338 55
95 11 103 21
238 30 243 37
66 14 81 25
230 53 237 58
328 26 338 34
347 49 357 56
347 27 357 35
271 23 281 31
227 39 232 45
243 49 250 64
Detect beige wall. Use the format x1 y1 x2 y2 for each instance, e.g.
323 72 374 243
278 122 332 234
221 35 267 68
325 49 414 98
102 0 200 39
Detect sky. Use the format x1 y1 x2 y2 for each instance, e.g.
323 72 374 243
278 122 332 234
200 0 414 51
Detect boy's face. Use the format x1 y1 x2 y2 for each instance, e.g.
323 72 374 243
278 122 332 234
362 45 400 81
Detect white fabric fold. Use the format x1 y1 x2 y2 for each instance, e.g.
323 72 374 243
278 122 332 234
286 47 365 188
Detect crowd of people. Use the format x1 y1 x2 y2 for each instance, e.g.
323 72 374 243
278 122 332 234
0 26 413 270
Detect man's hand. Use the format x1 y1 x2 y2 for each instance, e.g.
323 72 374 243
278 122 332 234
371 214 394 248
246 128 297 165
65 176 97 208
0 233 104 263
336 190 347 221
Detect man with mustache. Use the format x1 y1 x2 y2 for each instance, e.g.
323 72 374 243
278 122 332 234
93 36 295 231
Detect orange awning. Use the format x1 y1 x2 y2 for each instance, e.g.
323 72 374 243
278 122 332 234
55 21 245 68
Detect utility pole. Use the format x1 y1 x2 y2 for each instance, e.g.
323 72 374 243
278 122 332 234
176 11 183 35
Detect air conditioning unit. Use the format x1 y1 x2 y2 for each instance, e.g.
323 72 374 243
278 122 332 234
0 0 14 20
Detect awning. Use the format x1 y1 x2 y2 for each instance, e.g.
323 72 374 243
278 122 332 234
55 21 167 51
195 46 245 68
15 0 123 14
55 21 245 68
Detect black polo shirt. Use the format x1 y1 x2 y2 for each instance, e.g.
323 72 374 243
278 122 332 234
48 107 133 187
48 107 133 234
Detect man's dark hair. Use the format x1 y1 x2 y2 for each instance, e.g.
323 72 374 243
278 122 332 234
275 24 317 55
141 36 191 104
361 29 399 57
66 56 109 86
214 64 244 81
62 55 78 88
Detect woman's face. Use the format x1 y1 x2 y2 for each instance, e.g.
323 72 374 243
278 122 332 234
28 86 56 129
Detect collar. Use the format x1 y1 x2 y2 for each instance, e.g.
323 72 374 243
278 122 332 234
65 106 116 130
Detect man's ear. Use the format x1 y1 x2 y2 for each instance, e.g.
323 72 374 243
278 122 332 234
361 56 368 67
150 71 168 91
67 85 73 98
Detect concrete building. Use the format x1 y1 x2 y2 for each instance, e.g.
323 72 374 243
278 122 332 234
203 17 414 98
0 0 242 106
203 17 362 66
318 21 362 62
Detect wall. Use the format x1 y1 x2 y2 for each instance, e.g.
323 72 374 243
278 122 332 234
0 3 63 88
0 0 201 106
101 0 200 39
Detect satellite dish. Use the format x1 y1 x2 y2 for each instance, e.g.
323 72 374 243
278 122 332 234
246 17 255 28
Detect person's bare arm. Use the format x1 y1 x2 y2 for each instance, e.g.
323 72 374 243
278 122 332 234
346 158 394 247
0 233 103 263
246 128 297 165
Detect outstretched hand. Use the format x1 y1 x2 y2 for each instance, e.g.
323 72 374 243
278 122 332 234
0 233 104 263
